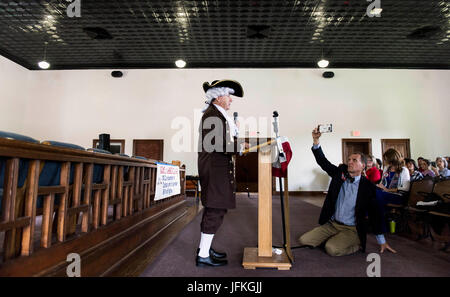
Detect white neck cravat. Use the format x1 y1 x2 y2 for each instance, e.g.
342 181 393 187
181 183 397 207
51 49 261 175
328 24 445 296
213 104 238 138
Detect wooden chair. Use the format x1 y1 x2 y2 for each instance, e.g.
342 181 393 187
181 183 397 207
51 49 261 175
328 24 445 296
185 175 200 199
428 178 450 250
404 177 435 240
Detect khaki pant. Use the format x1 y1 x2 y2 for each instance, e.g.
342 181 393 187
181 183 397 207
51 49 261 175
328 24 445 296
298 221 360 256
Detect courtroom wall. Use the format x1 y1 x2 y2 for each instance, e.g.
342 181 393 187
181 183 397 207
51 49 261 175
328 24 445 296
1 56 449 191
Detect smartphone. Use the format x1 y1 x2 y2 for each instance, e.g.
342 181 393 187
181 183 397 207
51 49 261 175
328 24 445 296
431 161 436 167
318 124 333 133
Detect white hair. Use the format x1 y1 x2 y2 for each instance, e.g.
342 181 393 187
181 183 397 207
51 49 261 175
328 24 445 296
436 156 448 168
202 87 235 112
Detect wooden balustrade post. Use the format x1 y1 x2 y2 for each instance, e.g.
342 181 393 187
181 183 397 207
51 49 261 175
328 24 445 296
128 167 135 215
21 160 40 256
122 184 129 217
57 162 70 242
138 167 144 211
110 165 118 219
41 194 55 248
101 165 111 226
92 190 101 229
116 166 123 220
150 167 156 205
82 163 93 233
142 168 148 208
68 162 83 235
2 158 19 260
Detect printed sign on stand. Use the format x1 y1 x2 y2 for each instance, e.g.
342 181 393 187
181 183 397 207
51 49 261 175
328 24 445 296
154 162 180 201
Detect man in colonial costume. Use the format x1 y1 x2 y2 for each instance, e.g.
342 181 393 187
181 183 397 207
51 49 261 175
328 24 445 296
196 79 248 267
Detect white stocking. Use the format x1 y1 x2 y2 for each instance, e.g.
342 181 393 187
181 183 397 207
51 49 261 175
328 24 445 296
198 232 214 258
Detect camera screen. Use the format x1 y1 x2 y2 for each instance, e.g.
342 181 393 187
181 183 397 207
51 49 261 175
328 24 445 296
319 124 333 133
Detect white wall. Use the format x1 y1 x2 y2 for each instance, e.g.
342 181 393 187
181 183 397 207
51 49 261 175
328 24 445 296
0 56 33 132
1 57 449 191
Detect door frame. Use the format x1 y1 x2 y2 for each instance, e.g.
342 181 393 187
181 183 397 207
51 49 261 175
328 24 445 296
380 139 411 159
132 139 164 160
341 138 372 163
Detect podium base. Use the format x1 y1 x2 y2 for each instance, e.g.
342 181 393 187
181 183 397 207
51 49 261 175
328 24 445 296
242 247 291 270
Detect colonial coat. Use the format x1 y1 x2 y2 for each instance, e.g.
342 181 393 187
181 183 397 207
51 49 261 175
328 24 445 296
198 104 239 209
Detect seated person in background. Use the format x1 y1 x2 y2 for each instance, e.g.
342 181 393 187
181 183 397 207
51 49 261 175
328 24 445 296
376 149 411 234
417 157 425 173
404 158 424 182
431 157 450 178
298 127 396 257
418 158 436 177
365 154 381 184
376 158 383 178
445 157 450 169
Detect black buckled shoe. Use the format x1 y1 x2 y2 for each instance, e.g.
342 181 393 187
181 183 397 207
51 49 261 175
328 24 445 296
196 255 228 267
209 248 227 259
196 248 227 259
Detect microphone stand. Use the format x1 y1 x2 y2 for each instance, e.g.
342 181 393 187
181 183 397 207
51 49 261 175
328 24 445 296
272 111 293 263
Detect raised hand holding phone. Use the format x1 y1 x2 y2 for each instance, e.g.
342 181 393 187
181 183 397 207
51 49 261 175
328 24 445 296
312 127 322 146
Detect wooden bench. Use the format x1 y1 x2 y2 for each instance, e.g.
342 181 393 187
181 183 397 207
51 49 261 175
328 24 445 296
0 137 187 275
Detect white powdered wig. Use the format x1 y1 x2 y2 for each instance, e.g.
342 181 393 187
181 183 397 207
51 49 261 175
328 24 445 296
202 87 235 112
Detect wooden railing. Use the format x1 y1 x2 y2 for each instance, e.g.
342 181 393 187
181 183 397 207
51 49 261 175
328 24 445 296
0 138 186 275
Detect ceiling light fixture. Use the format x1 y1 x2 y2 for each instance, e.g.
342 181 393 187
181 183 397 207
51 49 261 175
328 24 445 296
318 59 329 68
38 61 50 69
370 8 383 15
175 59 186 68
38 42 50 69
317 49 329 68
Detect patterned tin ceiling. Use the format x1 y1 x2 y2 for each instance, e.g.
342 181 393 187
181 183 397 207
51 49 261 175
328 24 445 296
0 0 449 70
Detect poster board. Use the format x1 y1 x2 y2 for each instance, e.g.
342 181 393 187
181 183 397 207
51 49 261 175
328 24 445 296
154 162 181 201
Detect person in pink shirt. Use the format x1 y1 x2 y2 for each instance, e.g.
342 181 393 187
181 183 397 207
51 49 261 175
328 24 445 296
418 158 436 177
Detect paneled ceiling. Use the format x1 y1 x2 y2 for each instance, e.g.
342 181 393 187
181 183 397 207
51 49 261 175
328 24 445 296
0 0 449 70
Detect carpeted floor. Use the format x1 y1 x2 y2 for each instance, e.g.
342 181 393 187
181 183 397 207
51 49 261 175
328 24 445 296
140 194 450 277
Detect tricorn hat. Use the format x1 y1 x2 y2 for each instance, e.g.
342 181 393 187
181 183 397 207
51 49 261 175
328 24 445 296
202 79 244 97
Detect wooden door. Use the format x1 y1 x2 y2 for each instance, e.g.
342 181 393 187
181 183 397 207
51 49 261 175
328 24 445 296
342 139 372 164
133 139 164 161
381 139 410 159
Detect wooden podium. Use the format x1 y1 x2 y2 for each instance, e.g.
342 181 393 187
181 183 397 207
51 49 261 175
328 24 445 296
241 140 292 270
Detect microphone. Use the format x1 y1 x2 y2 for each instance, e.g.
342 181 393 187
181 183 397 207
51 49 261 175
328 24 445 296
272 111 279 137
233 112 239 138
272 111 285 161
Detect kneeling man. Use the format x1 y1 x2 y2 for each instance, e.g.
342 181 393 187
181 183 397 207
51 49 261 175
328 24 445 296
298 127 396 256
